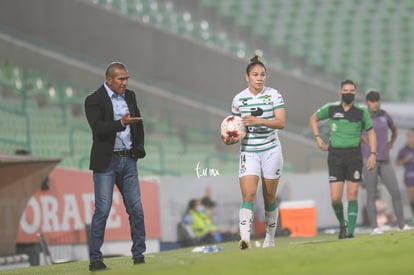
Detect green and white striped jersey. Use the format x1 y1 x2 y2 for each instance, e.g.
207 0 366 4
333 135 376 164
231 86 285 153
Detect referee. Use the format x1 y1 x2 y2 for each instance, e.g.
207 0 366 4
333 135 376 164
309 79 377 239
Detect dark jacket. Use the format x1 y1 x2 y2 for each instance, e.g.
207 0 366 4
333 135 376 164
84 85 145 172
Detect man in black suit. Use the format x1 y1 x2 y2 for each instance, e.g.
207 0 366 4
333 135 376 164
85 62 146 271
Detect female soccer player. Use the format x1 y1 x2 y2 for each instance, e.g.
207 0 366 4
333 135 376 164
222 53 285 249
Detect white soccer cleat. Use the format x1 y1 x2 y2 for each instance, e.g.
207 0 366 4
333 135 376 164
371 227 384 235
400 224 413 231
239 240 250 250
262 237 275 248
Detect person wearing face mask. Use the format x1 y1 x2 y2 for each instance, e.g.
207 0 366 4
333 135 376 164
182 199 222 244
201 197 216 221
361 91 411 234
309 80 377 239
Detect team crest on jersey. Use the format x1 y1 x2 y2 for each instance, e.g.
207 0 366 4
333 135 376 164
242 99 248 105
263 95 271 104
353 171 360 180
331 123 337 132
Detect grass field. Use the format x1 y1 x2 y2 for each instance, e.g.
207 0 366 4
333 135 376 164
2 230 413 275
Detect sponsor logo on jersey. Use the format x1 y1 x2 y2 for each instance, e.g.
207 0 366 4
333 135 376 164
250 107 263 117
333 112 344 118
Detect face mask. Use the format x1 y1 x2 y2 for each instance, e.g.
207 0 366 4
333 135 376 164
342 93 355 104
197 205 205 213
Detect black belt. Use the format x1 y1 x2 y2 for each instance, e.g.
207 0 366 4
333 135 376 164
113 149 132 157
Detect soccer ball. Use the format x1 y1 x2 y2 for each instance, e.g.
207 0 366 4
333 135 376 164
221 115 246 141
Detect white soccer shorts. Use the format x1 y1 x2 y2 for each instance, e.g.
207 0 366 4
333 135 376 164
238 146 283 179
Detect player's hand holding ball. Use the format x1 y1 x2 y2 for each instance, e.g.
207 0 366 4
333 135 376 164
221 115 246 145
221 134 239 145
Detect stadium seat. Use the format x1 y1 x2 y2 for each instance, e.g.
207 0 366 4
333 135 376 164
0 62 244 176
90 0 414 102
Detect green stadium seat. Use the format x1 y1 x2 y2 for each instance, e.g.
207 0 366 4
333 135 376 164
91 0 414 102
0 61 242 175
216 1 238 18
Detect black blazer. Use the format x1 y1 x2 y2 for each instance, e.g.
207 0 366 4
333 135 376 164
84 85 145 172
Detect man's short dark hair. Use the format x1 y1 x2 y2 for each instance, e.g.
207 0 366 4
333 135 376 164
105 62 127 78
201 197 216 207
366 90 380 102
341 79 356 89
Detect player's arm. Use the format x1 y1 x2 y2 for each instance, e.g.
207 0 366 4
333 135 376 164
242 107 285 129
309 112 328 151
360 133 368 144
366 127 377 170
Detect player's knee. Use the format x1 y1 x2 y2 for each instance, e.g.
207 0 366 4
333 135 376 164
331 197 342 204
263 194 276 205
242 194 256 202
347 191 358 200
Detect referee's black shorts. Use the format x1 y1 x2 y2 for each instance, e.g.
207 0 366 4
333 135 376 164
327 147 362 183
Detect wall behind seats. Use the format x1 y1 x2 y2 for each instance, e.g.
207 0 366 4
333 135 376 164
0 0 338 130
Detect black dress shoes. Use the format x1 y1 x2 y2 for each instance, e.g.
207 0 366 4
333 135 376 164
133 255 145 265
89 261 108 271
